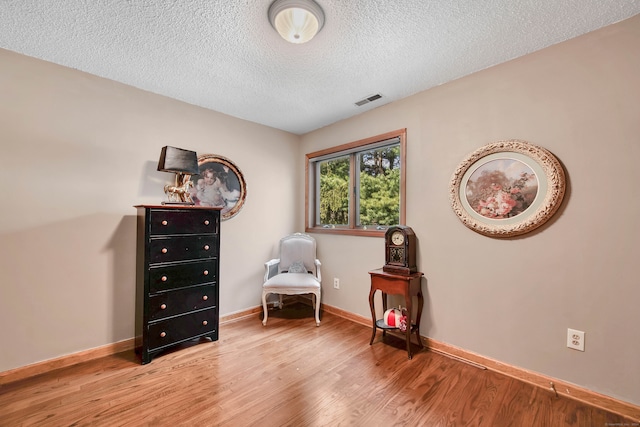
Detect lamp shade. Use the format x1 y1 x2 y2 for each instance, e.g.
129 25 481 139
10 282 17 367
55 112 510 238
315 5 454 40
157 146 199 174
268 0 325 44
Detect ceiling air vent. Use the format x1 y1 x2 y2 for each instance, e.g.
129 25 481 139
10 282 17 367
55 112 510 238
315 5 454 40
355 93 383 107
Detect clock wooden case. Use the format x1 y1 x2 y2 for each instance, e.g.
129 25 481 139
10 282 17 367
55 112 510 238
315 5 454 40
383 225 417 275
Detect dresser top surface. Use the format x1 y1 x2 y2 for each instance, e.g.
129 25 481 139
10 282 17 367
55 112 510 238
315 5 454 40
135 204 222 211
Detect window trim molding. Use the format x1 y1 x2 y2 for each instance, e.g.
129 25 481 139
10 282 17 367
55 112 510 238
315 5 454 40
305 128 407 237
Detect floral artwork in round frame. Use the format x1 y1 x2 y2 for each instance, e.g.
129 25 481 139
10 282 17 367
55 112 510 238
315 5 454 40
466 157 538 220
449 140 565 237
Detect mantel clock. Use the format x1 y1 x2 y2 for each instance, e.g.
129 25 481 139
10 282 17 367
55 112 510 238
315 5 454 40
383 225 417 275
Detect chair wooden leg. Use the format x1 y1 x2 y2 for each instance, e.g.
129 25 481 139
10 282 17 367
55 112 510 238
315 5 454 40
314 292 321 326
262 291 269 326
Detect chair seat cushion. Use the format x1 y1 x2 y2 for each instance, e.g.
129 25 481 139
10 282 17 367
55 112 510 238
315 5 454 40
264 273 320 290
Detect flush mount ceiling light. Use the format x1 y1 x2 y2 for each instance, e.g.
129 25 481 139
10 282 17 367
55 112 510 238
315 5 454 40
268 0 325 44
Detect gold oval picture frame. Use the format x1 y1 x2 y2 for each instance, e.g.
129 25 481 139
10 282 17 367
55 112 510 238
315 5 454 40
190 154 247 221
449 140 565 237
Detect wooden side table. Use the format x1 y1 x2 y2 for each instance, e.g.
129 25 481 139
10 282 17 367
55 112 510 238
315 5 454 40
368 269 424 359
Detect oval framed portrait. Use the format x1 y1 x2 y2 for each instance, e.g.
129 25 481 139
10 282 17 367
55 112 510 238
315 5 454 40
189 154 247 221
449 140 565 237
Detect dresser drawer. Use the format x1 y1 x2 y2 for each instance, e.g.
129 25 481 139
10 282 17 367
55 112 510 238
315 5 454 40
148 285 217 321
147 308 217 350
149 260 217 293
149 235 219 264
149 209 218 236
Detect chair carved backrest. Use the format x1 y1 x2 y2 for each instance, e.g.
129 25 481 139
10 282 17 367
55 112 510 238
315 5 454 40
278 233 317 275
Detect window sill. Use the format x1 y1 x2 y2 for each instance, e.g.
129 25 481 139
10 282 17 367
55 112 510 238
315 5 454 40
305 227 386 238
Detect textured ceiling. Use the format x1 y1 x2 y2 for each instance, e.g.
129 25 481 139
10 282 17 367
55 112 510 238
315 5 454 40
1 1 639 134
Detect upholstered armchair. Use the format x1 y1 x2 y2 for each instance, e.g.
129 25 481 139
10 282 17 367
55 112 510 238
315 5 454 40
262 233 321 326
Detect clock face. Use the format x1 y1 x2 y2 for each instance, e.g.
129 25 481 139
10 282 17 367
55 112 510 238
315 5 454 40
391 231 405 246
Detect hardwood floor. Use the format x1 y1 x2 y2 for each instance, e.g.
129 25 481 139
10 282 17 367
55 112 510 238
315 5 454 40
0 304 636 426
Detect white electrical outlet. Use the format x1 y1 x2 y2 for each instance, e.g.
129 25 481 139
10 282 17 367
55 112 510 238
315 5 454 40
567 328 585 351
333 278 340 289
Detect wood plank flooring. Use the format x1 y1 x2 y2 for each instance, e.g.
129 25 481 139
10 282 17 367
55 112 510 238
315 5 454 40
0 304 636 426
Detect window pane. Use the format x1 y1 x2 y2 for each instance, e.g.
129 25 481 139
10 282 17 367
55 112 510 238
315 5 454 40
358 145 400 226
319 156 350 225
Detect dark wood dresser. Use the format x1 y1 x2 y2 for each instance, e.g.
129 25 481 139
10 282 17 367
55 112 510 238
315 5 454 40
135 205 221 364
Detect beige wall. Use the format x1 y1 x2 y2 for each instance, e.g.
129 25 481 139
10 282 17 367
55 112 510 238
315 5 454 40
1 14 638 408
0 49 300 372
301 16 640 406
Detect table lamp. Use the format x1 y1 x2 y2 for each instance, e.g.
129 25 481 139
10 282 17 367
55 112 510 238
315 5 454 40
157 146 200 205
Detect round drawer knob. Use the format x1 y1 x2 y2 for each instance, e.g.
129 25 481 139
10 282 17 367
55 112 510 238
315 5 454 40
161 220 168 226
161 276 168 282
203 270 209 276
160 332 166 338
202 295 208 301
161 248 168 254
203 245 210 250
160 304 167 310
204 220 210 225
202 320 208 326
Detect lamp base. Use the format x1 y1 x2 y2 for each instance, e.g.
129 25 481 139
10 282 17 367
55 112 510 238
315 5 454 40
163 172 196 204
161 201 196 206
